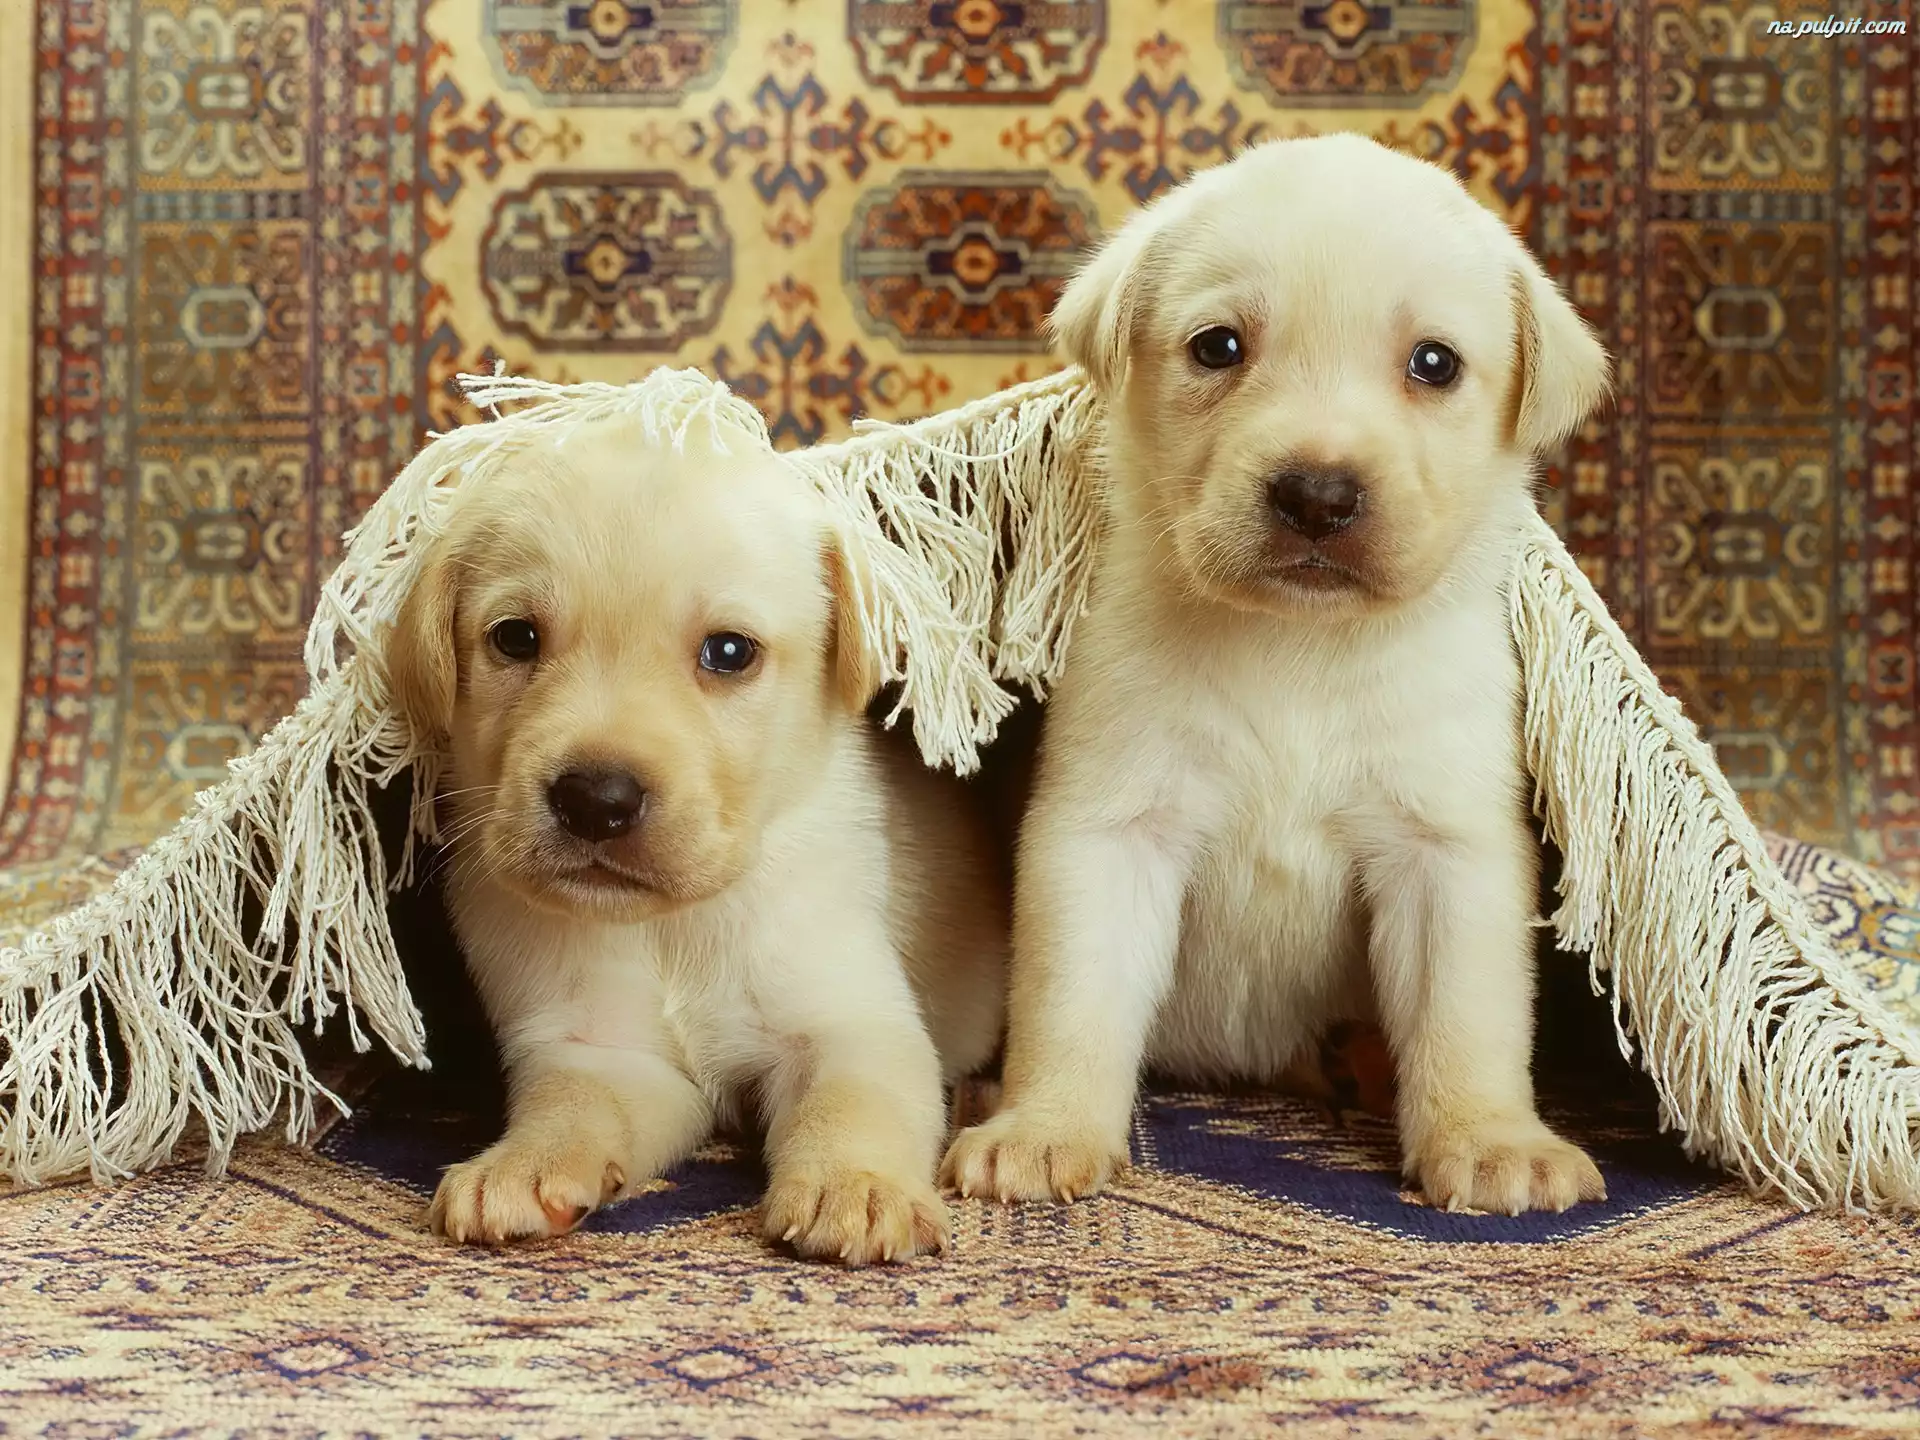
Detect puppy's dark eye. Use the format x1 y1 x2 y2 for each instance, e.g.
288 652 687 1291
1408 341 1461 387
1187 326 1245 371
488 618 540 662
699 632 758 675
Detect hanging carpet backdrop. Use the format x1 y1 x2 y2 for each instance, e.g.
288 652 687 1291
4 0 1920 1432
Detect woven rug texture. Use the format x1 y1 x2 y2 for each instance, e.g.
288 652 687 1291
3 0 1920 1433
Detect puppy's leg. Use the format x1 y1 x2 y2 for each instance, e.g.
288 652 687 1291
760 996 950 1266
429 1047 711 1245
941 817 1190 1203
1366 828 1604 1216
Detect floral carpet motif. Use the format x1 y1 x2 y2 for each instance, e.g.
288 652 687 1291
9 0 1914 876
10 0 1915 879
6 0 1920 1432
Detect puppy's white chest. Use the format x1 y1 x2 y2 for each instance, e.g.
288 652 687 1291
462 889 780 1105
1148 645 1465 1081
639 919 791 1081
1150 707 1367 1077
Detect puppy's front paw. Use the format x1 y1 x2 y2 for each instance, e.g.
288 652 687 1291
762 1167 949 1266
1407 1121 1605 1215
939 1109 1124 1203
429 1135 628 1245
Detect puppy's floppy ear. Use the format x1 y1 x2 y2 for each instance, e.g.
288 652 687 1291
384 544 460 738
1047 210 1160 391
824 535 880 713
1509 248 1612 457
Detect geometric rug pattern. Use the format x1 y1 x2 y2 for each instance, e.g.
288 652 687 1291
4 834 1920 1434
5 1073 1918 1436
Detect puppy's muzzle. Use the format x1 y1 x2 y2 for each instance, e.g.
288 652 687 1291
1268 465 1364 541
548 766 648 841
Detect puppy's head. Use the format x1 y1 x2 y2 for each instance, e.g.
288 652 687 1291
1052 134 1610 615
385 419 876 920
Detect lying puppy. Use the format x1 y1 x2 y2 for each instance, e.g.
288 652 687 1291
387 413 1006 1262
943 134 1613 1216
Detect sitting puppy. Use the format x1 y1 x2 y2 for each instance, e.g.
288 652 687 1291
943 134 1612 1216
387 412 1006 1262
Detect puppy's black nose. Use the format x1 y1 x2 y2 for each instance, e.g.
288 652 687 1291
1268 466 1364 540
548 768 647 841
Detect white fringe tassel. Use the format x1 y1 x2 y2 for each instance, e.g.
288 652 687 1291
789 366 1103 767
4 362 1917 1212
1513 512 1920 1212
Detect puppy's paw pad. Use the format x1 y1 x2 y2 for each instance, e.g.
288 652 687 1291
1410 1127 1605 1216
763 1169 948 1267
939 1112 1121 1204
428 1138 623 1246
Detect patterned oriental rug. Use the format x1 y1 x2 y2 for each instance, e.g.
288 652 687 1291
5 840 1920 1436
5 0 1920 1433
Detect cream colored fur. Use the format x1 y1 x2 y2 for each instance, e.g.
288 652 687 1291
943 134 1614 1216
388 418 1006 1262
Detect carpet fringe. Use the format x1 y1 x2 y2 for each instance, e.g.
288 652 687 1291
1512 513 1920 1210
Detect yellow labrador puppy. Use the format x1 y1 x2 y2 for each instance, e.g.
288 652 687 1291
388 415 1006 1263
943 134 1612 1216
